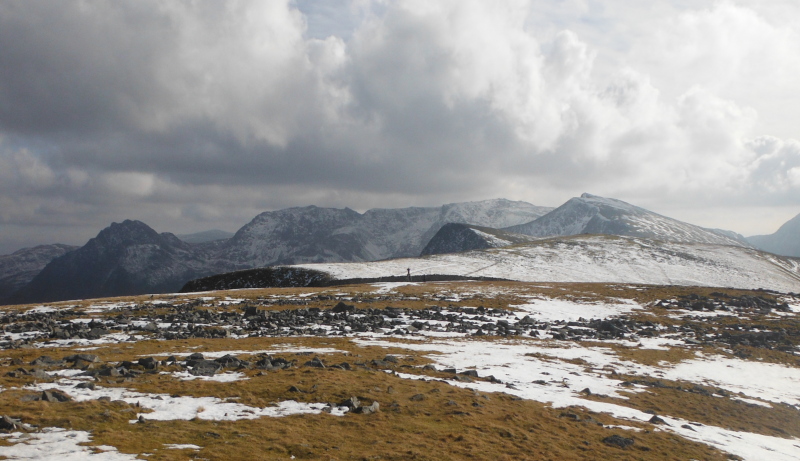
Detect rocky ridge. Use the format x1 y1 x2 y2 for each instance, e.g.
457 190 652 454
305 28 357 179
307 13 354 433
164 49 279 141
505 194 750 247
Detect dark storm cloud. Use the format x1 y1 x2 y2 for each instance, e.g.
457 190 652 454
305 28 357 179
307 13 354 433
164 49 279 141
1 0 799 252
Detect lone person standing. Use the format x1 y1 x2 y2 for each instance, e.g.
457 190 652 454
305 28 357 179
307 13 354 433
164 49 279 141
407 268 411 282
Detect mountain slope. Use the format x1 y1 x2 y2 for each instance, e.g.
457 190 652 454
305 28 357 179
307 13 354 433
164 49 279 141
506 193 749 247
747 212 800 257
296 235 800 293
0 244 77 301
222 206 367 267
10 220 222 304
420 223 537 256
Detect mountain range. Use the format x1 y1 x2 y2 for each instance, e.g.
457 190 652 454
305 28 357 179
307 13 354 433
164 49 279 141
5 199 549 304
3 194 798 304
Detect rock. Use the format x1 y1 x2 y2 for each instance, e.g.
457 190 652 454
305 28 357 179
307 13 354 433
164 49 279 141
30 356 62 367
303 357 325 368
602 435 634 448
358 401 380 415
409 394 426 402
189 360 222 377
459 369 479 378
30 369 50 379
649 415 668 425
137 357 159 370
339 396 361 409
65 354 99 363
0 415 33 432
215 354 245 368
331 302 355 313
40 389 72 402
188 352 205 361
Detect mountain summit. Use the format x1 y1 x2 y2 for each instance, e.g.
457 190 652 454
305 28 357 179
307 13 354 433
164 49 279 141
10 220 217 304
505 193 749 246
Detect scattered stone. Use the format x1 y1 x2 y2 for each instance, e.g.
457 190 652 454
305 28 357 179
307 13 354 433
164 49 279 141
189 360 222 377
648 415 669 425
339 396 361 409
30 356 62 367
138 357 159 370
0 415 33 432
331 302 355 313
602 435 634 448
39 389 72 402
304 357 325 368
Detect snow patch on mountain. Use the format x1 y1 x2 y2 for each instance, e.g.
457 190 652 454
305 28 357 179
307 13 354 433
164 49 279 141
295 235 800 293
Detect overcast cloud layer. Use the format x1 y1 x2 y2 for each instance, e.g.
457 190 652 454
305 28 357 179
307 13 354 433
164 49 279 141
1 0 799 253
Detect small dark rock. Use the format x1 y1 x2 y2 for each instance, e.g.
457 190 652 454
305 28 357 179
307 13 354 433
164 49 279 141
602 435 634 448
331 302 355 313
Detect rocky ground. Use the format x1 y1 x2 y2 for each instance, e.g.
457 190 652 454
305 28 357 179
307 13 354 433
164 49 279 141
0 281 798 460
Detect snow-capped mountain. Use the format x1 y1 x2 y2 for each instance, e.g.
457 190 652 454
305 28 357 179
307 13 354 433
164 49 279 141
6 199 550 304
0 244 77 301
221 199 551 266
747 212 800 257
297 234 800 293
506 193 750 247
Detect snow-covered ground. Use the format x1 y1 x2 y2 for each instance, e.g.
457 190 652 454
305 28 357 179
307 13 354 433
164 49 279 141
355 335 800 461
2 280 799 460
296 235 800 292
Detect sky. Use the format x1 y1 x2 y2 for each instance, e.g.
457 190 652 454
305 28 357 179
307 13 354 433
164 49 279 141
1 0 800 254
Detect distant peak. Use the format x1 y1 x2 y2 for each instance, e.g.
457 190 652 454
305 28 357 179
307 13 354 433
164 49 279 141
580 193 598 199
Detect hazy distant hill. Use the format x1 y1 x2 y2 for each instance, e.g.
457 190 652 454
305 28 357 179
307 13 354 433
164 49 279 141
748 212 800 257
0 244 77 301
177 229 235 244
